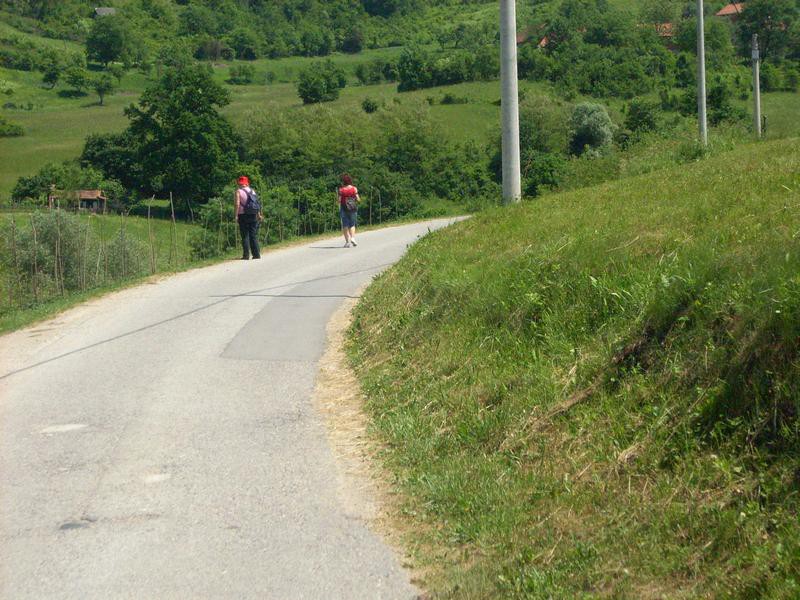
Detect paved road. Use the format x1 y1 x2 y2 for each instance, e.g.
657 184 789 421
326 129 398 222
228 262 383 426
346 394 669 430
0 218 459 599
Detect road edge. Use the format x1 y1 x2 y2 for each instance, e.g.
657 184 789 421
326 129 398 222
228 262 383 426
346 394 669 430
312 290 430 599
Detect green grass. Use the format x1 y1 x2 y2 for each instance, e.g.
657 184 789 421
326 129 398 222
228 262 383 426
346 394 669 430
350 137 800 598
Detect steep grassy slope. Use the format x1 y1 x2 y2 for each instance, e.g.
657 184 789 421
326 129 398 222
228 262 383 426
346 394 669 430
351 138 800 598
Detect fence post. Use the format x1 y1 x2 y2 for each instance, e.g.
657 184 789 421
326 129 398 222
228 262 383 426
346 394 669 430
55 204 64 295
217 198 224 256
121 209 128 279
169 192 178 267
81 213 90 291
147 196 156 275
29 214 39 302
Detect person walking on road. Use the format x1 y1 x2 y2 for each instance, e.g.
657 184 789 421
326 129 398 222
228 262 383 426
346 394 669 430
338 174 359 248
235 176 261 260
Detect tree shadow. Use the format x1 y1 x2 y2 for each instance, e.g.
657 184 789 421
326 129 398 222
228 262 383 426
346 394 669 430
57 90 89 99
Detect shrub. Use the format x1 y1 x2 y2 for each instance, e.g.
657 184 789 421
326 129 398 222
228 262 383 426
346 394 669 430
569 103 615 156
0 210 148 301
761 62 783 92
708 77 747 125
355 58 398 85
64 66 89 94
523 151 566 197
441 93 468 105
0 115 24 137
227 28 261 60
362 98 379 113
227 64 256 85
625 98 660 133
341 28 364 54
93 74 116 105
297 60 346 104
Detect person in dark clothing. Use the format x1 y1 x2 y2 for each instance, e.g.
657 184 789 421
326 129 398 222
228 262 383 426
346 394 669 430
234 176 261 260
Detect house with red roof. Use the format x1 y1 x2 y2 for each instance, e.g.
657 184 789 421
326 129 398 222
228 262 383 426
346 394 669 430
716 2 746 20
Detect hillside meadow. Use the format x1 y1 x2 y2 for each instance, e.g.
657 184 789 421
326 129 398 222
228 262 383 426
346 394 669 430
350 136 800 598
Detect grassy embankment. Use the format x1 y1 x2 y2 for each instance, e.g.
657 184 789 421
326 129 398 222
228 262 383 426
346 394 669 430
350 137 800 598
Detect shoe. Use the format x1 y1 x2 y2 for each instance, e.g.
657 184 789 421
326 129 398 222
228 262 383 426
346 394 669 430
350 238 357 246
241 256 250 260
253 255 261 259
344 242 351 248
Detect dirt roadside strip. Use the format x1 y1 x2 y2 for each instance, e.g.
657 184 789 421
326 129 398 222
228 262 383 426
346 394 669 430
313 291 431 599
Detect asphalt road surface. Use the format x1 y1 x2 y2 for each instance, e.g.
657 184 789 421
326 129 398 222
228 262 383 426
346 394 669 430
0 218 460 599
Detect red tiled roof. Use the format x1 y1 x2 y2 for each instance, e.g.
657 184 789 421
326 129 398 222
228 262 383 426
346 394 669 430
78 190 107 200
655 23 674 37
716 3 746 17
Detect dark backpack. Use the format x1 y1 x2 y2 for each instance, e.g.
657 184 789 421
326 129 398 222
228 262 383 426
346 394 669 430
243 188 261 215
342 189 358 212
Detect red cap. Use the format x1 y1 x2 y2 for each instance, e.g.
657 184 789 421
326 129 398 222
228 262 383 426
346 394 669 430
238 176 249 186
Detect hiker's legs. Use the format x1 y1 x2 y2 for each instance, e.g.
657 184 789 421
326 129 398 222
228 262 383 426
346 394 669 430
349 225 356 239
238 218 250 259
249 220 261 258
340 208 351 243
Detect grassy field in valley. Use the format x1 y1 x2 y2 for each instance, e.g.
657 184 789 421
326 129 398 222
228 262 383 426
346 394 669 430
2 14 798 202
350 137 800 598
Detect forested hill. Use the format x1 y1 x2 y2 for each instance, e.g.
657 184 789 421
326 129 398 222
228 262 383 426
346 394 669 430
0 0 496 60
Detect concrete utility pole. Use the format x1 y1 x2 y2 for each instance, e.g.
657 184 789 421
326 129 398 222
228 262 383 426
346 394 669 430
500 0 521 204
696 0 708 145
752 34 762 138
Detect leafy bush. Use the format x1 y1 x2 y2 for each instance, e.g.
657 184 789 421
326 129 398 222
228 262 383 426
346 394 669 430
397 45 498 91
624 98 660 133
227 64 256 85
0 210 148 303
227 28 261 60
12 162 101 203
0 115 24 137
569 103 615 156
64 66 89 94
341 27 364 54
93 74 116 105
297 60 346 104
86 16 132 66
440 93 468 105
354 58 398 85
361 97 379 113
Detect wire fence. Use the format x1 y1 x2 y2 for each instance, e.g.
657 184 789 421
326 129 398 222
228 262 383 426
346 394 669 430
1 188 409 318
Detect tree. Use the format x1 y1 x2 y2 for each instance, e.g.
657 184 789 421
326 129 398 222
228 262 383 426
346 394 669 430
93 74 116 105
86 17 130 66
362 98 379 113
569 103 615 156
42 63 60 89
124 63 238 203
227 64 255 85
736 0 799 62
65 66 89 94
107 63 126 83
227 28 260 60
341 28 364 54
296 60 346 104
80 132 142 192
